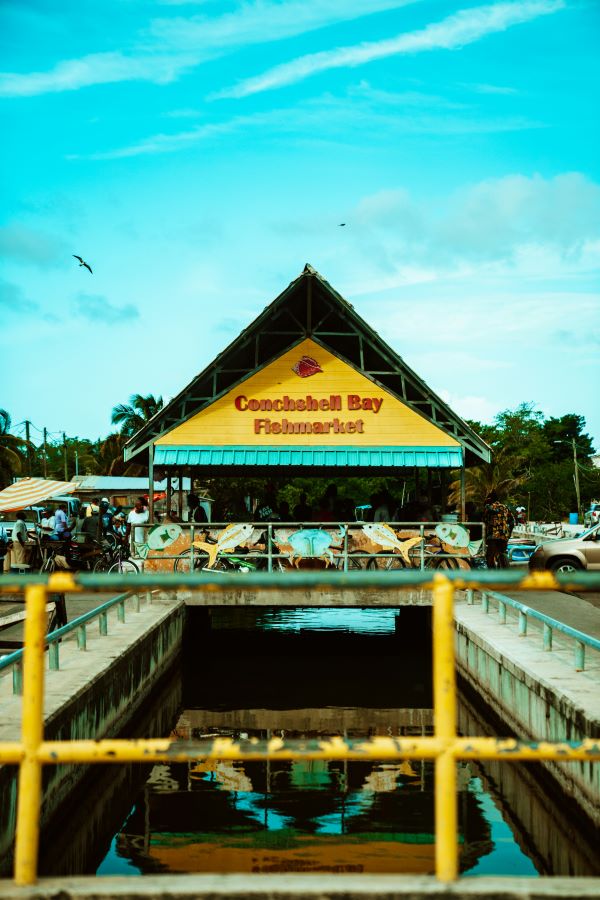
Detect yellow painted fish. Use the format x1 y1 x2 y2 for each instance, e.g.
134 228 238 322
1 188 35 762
361 523 422 565
192 522 256 569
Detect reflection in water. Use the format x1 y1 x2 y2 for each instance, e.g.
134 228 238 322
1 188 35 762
56 608 594 879
102 715 500 876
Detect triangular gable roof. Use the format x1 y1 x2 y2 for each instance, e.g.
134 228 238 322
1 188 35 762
125 265 490 465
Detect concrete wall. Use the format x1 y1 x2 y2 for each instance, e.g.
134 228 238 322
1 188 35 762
454 602 600 830
0 596 184 872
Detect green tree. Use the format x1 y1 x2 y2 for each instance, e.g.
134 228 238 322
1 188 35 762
0 410 31 489
111 393 163 437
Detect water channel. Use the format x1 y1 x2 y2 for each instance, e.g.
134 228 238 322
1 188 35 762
39 608 599 879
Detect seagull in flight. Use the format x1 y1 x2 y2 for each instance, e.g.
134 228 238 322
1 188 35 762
73 254 93 274
338 223 346 227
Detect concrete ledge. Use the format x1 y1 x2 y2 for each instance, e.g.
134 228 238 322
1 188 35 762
2 874 600 899
454 600 600 828
181 587 432 606
0 593 185 869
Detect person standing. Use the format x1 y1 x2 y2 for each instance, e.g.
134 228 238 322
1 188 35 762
126 497 149 556
483 490 515 568
11 512 32 567
187 493 208 524
52 503 71 541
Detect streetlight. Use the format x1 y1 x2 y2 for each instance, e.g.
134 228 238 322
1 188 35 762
553 439 582 523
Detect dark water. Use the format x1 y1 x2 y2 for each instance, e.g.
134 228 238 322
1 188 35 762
40 608 600 879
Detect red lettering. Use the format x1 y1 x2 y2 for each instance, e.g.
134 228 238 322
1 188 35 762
319 398 329 411
347 395 361 411
235 395 248 411
271 422 281 434
356 419 364 433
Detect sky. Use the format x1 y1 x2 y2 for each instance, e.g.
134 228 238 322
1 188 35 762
1 0 599 449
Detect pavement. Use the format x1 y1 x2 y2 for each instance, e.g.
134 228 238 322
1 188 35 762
499 588 600 640
0 592 115 650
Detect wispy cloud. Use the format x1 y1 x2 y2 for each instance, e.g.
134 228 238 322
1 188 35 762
0 51 197 98
214 0 565 98
0 223 66 267
149 0 417 49
74 294 139 323
0 277 39 314
76 89 541 160
0 0 416 97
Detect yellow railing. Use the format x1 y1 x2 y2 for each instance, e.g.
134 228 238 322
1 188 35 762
0 569 599 885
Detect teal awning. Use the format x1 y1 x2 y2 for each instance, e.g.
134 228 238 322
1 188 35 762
153 445 462 468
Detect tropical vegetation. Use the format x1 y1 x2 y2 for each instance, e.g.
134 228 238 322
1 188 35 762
0 398 598 522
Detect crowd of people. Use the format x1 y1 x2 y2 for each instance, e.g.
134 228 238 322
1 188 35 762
251 484 439 525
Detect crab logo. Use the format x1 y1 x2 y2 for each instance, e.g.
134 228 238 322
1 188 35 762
292 355 323 378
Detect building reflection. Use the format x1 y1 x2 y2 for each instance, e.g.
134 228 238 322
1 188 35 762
114 715 493 875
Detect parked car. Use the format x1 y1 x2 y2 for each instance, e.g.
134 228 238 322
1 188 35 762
583 503 600 528
528 523 600 573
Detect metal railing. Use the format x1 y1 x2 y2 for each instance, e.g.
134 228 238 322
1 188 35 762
466 588 600 671
130 519 486 571
0 568 599 886
0 589 141 694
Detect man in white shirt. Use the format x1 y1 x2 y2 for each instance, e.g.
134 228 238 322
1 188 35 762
126 497 149 555
11 512 31 567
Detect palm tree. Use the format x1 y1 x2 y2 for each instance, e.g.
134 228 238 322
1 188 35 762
448 447 527 510
0 409 30 489
111 393 163 438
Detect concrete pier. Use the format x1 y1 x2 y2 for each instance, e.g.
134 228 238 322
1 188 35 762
0 592 184 871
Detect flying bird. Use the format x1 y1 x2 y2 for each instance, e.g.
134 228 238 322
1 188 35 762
338 223 346 227
73 255 93 274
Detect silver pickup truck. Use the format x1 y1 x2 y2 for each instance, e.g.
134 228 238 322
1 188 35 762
0 496 80 539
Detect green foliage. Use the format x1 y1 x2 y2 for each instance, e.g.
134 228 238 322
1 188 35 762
460 404 598 520
111 393 163 437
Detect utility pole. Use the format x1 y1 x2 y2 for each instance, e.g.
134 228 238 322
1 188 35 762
24 420 32 476
43 428 48 478
573 438 582 523
63 432 68 482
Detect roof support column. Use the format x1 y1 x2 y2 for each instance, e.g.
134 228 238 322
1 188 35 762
459 448 466 522
166 472 172 517
148 444 154 524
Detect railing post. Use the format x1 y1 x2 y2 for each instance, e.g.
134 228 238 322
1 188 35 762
575 641 585 671
48 641 59 671
14 584 47 885
498 600 506 624
13 659 23 695
466 589 474 605
267 523 273 573
117 599 125 623
343 522 348 573
99 611 108 635
432 574 458 882
77 623 87 650
146 590 152 605
134 592 141 613
481 592 489 614
518 611 527 636
420 524 425 570
190 524 195 573
543 622 552 651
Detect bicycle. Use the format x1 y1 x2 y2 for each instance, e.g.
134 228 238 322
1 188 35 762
93 540 139 575
174 539 285 573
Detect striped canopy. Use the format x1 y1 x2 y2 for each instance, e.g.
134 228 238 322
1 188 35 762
0 478 76 512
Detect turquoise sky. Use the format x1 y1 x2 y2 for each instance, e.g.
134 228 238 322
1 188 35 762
1 0 599 446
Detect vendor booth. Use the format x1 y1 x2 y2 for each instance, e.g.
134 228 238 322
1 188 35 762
123 265 490 570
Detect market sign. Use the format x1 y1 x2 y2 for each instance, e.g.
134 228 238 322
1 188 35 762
156 339 459 448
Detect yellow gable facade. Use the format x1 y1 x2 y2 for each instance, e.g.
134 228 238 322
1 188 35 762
157 339 459 449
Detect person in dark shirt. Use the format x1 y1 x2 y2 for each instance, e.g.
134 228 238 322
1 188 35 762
293 492 312 521
187 493 208 524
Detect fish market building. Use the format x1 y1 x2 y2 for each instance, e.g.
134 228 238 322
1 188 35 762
124 265 490 525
